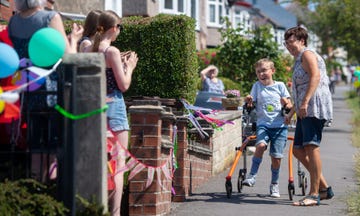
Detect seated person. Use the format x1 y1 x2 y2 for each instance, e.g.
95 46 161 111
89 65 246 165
200 65 224 94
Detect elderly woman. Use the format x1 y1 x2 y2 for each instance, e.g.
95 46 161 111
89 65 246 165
200 65 225 94
284 26 334 206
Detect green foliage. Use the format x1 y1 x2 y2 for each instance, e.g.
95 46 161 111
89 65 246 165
346 91 360 216
0 179 110 216
64 15 198 102
212 18 291 94
76 195 109 216
221 77 242 92
114 14 199 103
197 48 219 72
302 0 360 63
0 179 68 216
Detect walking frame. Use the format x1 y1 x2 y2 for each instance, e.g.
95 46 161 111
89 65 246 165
225 105 308 199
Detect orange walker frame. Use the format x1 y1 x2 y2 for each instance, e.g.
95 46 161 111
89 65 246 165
225 134 307 200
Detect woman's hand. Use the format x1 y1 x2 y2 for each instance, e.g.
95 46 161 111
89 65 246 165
298 103 308 119
123 52 138 73
69 23 84 43
284 115 292 125
284 107 295 124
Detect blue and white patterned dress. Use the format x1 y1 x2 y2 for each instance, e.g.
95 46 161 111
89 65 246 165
292 48 333 121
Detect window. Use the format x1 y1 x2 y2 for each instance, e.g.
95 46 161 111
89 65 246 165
161 0 185 14
105 0 122 17
233 9 253 35
208 0 226 27
164 0 173 9
160 0 199 30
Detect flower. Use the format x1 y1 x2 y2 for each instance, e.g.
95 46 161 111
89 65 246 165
225 89 240 98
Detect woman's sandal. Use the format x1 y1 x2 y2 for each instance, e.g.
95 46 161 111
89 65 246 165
293 195 320 206
319 186 334 200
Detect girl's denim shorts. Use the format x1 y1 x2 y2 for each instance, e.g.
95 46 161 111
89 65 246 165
294 117 326 148
106 90 129 132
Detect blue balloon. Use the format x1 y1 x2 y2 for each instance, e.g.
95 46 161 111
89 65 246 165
0 42 19 78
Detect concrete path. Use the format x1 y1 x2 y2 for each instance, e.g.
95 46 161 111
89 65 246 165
169 85 358 216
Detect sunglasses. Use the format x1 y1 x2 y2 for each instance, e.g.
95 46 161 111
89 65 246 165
117 24 124 32
283 39 298 47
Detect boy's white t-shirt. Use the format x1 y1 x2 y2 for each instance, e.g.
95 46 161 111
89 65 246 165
250 81 290 128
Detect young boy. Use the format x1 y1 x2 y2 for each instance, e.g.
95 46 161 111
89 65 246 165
242 58 292 198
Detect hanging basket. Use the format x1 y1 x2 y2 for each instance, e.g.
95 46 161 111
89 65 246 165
221 97 243 110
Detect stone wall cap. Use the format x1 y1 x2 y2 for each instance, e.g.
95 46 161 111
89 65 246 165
208 110 242 121
128 105 164 113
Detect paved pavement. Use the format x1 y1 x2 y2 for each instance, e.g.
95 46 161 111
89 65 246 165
169 85 358 216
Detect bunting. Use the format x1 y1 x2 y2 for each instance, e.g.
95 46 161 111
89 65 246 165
180 99 234 137
107 131 174 191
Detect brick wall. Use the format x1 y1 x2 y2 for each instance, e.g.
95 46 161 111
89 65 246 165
0 0 13 21
128 101 242 215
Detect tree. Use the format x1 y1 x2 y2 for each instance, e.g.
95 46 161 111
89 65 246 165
212 18 290 94
285 0 360 63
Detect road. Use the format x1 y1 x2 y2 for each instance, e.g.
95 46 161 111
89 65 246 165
169 85 357 216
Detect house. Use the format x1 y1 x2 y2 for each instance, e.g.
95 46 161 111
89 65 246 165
245 0 297 50
0 0 12 21
1 0 298 51
53 0 297 50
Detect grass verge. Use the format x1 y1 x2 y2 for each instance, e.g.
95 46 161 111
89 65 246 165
346 90 360 216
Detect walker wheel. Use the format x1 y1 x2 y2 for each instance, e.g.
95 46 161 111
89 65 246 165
237 169 246 193
301 176 308 196
288 182 295 201
225 179 232 198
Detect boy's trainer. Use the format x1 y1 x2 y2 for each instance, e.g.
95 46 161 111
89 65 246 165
270 183 280 198
243 174 256 187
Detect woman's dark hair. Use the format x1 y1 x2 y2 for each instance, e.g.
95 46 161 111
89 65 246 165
284 26 308 47
92 10 121 52
82 10 102 38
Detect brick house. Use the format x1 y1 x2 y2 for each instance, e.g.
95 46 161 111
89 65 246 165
0 0 12 21
2 1 317 51
52 0 298 50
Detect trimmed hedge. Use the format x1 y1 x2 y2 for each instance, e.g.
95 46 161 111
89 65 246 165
64 14 199 102
114 14 199 102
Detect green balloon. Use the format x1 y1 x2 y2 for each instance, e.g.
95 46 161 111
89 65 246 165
29 28 65 67
354 70 360 78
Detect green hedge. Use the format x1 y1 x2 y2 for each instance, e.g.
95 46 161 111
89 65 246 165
0 179 68 216
114 14 199 102
64 14 199 102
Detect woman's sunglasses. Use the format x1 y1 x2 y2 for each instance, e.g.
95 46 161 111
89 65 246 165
117 24 124 32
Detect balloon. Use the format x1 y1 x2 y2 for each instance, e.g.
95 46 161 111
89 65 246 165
354 70 360 78
28 28 65 67
0 42 19 78
0 87 5 114
12 69 45 91
0 91 19 103
353 80 360 88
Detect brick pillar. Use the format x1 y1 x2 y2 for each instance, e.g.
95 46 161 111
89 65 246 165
172 116 190 202
128 100 173 216
161 107 175 143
